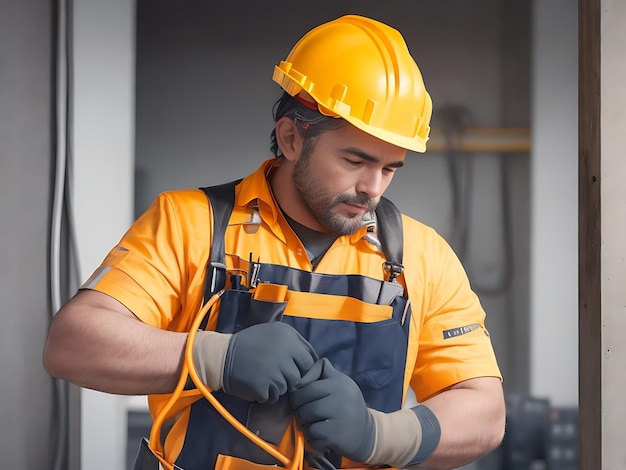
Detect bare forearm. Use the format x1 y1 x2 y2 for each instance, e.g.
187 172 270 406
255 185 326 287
417 377 505 469
43 291 187 395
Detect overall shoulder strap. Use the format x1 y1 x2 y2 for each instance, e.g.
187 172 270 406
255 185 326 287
200 179 241 299
375 196 404 281
200 182 405 296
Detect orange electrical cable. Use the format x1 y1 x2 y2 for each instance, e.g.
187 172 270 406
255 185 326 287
149 290 305 470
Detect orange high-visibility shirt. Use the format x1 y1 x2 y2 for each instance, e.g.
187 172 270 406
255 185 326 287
84 158 501 403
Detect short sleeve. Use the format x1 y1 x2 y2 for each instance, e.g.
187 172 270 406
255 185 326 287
406 225 502 402
81 190 212 330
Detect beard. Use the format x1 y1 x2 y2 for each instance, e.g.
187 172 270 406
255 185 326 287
292 153 378 236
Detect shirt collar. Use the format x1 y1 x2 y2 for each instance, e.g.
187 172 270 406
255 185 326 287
236 158 373 247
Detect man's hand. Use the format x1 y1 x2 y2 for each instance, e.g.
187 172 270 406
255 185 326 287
290 358 376 462
222 321 318 403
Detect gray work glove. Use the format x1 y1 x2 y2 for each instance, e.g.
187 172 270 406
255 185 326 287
290 357 376 462
222 321 318 404
288 359 442 468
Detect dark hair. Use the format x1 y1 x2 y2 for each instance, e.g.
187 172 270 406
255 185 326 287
270 91 345 157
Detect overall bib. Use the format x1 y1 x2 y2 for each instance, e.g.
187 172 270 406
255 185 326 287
134 181 411 470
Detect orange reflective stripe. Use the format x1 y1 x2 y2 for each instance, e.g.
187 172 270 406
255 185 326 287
253 283 289 301
284 290 393 323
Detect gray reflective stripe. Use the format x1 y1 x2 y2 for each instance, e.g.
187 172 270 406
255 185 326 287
80 265 112 290
255 263 405 306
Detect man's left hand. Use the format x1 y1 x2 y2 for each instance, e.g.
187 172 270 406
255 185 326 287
289 357 376 462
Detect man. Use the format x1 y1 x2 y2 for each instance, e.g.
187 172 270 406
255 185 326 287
44 14 505 470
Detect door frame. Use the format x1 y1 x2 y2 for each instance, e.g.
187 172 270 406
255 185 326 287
578 0 601 468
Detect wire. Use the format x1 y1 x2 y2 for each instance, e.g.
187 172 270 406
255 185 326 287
438 105 473 257
50 0 67 463
437 105 513 296
50 0 76 468
146 291 309 470
51 0 67 322
473 154 514 296
185 295 305 469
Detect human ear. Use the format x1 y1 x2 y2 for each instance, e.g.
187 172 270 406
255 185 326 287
275 117 303 162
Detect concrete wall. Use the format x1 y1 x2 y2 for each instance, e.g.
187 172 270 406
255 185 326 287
72 1 136 469
0 1 55 467
601 0 626 466
530 0 579 406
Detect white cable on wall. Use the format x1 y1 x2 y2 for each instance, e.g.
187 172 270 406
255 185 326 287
51 0 67 318
51 0 68 465
51 0 77 468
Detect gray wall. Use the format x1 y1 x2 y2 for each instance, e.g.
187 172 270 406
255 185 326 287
0 0 56 467
71 1 136 468
530 0 578 405
600 1 626 464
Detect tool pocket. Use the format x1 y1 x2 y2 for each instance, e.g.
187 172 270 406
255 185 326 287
215 454 283 470
215 283 288 334
133 437 184 470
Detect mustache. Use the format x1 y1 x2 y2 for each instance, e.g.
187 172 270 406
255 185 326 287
334 193 378 212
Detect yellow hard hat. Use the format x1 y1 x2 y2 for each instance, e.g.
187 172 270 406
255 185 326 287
273 15 432 153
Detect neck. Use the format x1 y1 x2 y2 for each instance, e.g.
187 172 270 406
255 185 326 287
268 158 329 232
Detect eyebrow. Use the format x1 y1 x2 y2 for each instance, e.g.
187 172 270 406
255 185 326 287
341 147 405 168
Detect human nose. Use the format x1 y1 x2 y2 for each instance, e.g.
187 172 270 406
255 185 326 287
355 169 384 199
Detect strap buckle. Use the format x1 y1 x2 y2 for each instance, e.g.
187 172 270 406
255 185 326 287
383 261 404 281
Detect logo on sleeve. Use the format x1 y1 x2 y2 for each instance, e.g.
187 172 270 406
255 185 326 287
442 323 483 339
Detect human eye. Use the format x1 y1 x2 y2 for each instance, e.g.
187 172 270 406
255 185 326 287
345 158 363 167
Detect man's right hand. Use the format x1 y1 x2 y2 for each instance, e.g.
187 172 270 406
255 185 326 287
222 321 318 403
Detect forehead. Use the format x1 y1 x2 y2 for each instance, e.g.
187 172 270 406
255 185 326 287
314 122 408 163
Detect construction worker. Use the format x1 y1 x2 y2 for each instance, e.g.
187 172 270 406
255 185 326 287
43 14 505 470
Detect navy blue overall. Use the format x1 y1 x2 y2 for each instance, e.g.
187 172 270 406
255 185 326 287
136 181 412 470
